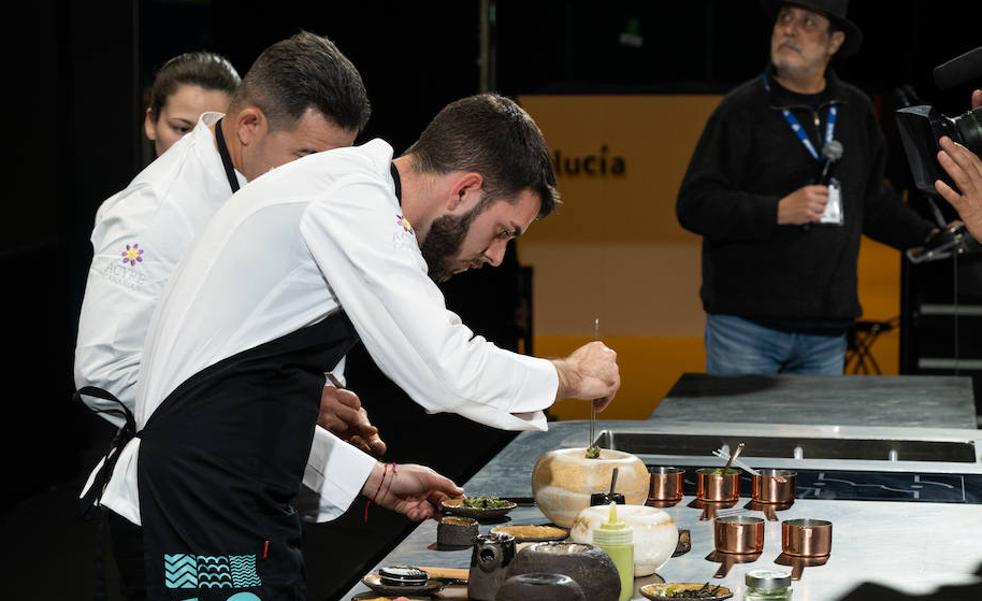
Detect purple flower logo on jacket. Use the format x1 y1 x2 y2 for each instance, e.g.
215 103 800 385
397 214 414 235
121 243 144 266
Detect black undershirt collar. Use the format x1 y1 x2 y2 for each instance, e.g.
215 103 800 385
214 118 241 194
390 162 402 206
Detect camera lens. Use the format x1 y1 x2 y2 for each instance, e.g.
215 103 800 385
952 107 982 155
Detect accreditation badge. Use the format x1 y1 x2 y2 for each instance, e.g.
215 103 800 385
820 178 844 226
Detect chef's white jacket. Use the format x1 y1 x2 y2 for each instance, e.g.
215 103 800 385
76 113 373 524
96 138 558 526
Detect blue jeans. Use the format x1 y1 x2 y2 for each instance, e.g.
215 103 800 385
705 314 847 375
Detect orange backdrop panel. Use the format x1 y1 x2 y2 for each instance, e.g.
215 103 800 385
517 95 902 420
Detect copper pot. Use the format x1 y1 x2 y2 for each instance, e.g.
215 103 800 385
715 516 765 554
782 518 832 557
648 467 684 503
696 468 740 502
751 469 796 520
752 469 796 503
779 518 832 580
710 516 765 578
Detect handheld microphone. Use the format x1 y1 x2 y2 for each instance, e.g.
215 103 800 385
818 140 844 185
934 47 982 90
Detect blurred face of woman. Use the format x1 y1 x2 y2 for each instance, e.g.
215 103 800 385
144 84 232 156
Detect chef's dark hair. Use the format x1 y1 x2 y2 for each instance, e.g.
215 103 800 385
148 51 240 119
230 32 370 132
406 94 560 219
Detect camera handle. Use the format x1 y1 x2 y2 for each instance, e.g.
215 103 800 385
905 222 978 265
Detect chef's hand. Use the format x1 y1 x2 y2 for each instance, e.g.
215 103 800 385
317 386 387 457
551 341 620 411
777 185 829 225
362 463 463 521
935 134 982 243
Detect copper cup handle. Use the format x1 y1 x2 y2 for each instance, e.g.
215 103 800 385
714 555 734 579
791 558 805 581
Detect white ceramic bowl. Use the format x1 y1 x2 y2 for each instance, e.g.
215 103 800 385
569 504 679 577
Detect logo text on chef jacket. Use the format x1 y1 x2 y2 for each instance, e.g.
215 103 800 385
102 261 147 290
552 145 627 177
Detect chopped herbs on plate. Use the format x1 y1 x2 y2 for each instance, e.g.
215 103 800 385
461 496 512 510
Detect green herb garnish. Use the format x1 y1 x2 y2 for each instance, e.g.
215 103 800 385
585 445 601 459
461 496 511 510
658 582 723 598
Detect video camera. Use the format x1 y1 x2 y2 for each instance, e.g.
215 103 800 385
895 47 982 196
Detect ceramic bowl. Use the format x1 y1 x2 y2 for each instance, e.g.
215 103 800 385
441 497 517 520
569 504 679 576
505 542 620 601
531 448 649 528
495 573 586 601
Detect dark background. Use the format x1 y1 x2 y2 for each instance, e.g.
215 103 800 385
2 1 979 599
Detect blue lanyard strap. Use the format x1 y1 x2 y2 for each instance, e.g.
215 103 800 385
781 105 837 161
763 73 838 161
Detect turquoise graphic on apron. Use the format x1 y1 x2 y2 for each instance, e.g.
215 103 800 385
164 554 197 588
164 553 262 590
198 556 233 588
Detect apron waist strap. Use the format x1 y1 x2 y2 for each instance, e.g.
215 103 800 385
76 386 138 517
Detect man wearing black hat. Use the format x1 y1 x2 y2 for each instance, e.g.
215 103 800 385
677 0 940 375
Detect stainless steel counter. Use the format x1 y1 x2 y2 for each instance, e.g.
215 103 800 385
651 373 978 429
342 421 982 600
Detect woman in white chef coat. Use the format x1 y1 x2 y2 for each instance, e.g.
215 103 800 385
83 50 240 601
143 51 240 157
75 35 396 601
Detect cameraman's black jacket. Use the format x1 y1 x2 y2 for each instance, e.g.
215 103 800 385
677 69 934 324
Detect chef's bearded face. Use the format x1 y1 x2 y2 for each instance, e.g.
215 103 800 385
421 200 485 283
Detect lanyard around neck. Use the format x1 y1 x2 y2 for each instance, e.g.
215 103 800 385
763 73 838 162
215 118 241 194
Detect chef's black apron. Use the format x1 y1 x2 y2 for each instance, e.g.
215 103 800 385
137 311 359 601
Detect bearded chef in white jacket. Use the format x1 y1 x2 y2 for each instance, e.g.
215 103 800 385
94 92 620 600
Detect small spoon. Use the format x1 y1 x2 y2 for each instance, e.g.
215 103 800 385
721 443 744 474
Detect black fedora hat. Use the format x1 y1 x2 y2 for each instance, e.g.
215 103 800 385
761 0 863 57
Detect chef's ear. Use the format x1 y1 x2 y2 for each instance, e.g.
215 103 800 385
234 107 267 147
447 172 484 212
143 108 157 142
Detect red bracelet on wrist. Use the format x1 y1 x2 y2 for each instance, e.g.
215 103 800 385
363 463 389 522
382 463 397 500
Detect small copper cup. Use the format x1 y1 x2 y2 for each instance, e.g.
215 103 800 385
696 468 740 502
714 516 765 555
782 518 832 557
779 518 832 581
752 469 797 504
710 515 765 578
751 469 796 520
648 467 685 503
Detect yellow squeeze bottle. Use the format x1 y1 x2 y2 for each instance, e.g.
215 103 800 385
594 501 634 601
